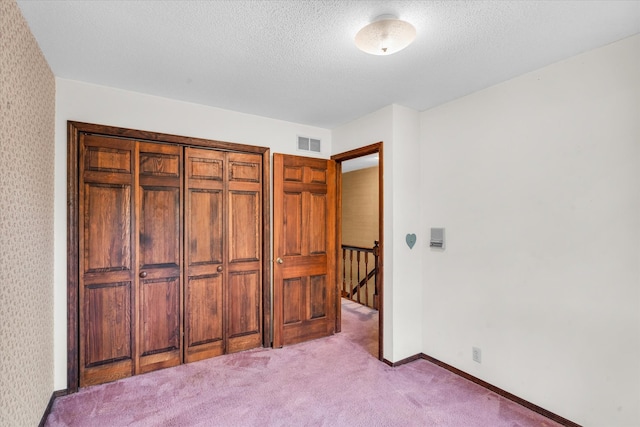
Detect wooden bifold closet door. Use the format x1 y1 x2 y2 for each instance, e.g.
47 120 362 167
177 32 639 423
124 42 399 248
78 133 262 387
184 147 262 363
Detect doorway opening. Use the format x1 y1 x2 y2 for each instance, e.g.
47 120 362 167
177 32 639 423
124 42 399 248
331 142 383 361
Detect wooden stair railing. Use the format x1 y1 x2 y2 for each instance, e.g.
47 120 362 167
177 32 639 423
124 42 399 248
341 241 379 309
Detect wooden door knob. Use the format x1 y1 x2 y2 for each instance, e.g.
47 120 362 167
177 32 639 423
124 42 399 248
139 271 148 278
217 265 223 272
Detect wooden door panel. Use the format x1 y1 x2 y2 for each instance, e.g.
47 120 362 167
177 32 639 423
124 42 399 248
140 277 180 355
137 142 183 373
139 187 180 268
283 192 303 256
280 274 328 339
79 134 136 387
139 276 181 373
273 154 336 348
75 124 268 388
227 270 262 353
228 191 260 262
184 148 224 363
213 151 264 356
229 158 260 183
185 274 224 361
282 318 332 344
185 148 263 361
226 152 262 354
140 151 180 178
309 167 327 184
84 282 132 366
309 193 327 254
283 164 303 182
83 183 132 273
190 157 223 181
283 277 303 324
227 270 260 337
188 190 223 266
84 144 132 174
185 148 224 283
228 153 262 185
309 274 327 319
80 359 132 387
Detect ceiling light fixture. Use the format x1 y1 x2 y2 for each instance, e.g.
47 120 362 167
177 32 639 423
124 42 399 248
355 14 416 56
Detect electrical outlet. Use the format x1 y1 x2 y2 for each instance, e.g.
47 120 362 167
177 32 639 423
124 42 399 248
472 347 482 363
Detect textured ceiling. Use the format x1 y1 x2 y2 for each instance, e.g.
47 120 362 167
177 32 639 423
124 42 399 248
16 0 640 129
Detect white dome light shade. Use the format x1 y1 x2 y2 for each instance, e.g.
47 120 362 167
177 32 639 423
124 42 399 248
355 15 416 56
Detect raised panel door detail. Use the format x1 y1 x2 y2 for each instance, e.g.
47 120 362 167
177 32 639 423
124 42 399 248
309 193 327 255
140 187 180 268
140 277 180 356
229 161 260 182
227 271 260 338
310 167 327 184
283 166 303 182
83 183 131 273
84 282 132 366
283 192 302 256
188 190 223 265
186 275 223 347
140 152 180 177
228 191 259 262
189 157 223 181
85 146 131 173
309 275 327 319
283 277 303 325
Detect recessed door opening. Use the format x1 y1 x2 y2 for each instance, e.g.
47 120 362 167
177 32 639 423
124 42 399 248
67 122 270 392
332 143 383 361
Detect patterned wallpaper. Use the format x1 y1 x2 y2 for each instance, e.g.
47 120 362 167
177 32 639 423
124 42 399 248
0 1 56 426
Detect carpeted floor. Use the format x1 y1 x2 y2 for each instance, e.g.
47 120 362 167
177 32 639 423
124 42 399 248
45 299 560 426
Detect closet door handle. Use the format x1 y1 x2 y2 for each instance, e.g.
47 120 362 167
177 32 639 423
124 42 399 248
139 271 148 278
276 258 284 264
217 265 223 272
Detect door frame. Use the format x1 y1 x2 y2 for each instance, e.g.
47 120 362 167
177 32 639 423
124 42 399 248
67 121 271 392
331 142 384 361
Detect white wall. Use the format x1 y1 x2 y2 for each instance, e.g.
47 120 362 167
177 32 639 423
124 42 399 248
390 105 423 361
332 104 423 362
54 78 332 389
420 34 640 427
332 106 395 359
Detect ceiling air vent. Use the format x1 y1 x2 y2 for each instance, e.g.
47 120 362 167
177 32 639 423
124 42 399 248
297 136 321 153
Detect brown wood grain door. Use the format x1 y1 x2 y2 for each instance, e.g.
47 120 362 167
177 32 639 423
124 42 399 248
136 142 183 374
184 148 225 362
225 152 263 353
273 154 337 347
79 134 136 387
184 148 263 362
72 122 268 389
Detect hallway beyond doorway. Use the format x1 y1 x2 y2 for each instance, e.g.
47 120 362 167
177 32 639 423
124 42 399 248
341 298 378 358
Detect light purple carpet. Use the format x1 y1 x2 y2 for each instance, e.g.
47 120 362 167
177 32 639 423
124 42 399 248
46 300 561 426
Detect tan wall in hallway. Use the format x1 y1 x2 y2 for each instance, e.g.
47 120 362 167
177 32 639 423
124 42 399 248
0 1 56 425
341 166 379 307
341 166 379 248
